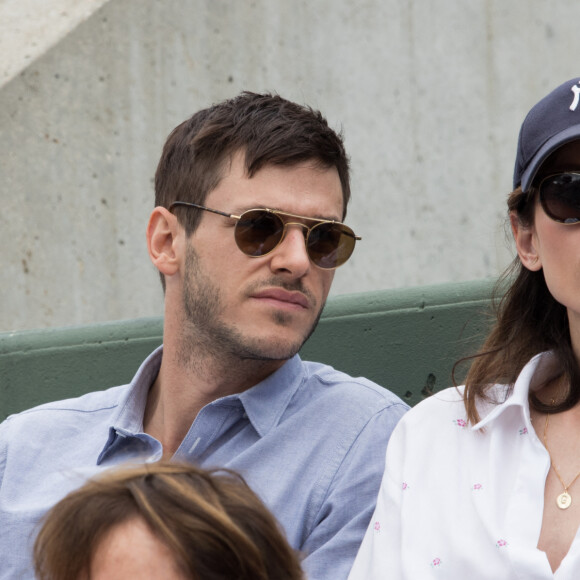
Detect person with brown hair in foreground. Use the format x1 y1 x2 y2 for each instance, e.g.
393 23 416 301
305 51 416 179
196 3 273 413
34 461 304 580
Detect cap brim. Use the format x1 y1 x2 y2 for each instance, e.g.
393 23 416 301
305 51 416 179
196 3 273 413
521 124 580 192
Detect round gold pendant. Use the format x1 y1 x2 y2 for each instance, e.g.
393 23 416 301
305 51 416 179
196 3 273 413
557 491 572 509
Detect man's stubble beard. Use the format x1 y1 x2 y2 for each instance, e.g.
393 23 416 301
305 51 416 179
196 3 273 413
178 245 324 368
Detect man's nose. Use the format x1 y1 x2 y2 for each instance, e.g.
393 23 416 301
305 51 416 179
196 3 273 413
268 224 311 278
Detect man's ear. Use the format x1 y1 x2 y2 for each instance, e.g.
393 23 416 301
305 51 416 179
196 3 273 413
146 207 183 277
510 211 542 271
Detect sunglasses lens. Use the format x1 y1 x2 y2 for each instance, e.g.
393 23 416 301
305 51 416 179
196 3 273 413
234 210 285 256
307 223 356 269
541 173 580 223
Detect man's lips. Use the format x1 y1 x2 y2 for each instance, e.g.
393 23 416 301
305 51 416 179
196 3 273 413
251 288 310 309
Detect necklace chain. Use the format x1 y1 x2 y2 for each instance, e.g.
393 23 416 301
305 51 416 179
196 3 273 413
543 412 580 509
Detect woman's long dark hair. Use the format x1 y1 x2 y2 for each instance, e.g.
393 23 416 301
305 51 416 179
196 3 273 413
459 186 580 424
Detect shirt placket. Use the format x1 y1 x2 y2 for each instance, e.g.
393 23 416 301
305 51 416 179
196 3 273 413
504 418 553 578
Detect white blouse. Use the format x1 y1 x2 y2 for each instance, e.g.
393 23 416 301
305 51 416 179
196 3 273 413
348 352 580 579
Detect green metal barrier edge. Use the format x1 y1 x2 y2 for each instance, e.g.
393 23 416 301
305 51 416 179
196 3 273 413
0 279 496 419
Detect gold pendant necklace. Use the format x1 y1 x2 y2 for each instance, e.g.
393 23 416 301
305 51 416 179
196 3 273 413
543 412 580 510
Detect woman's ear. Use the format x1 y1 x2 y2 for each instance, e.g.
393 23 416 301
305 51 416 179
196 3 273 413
146 207 183 277
510 211 542 271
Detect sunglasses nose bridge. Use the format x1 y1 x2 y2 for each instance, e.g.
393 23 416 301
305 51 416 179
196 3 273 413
283 221 311 237
277 221 313 254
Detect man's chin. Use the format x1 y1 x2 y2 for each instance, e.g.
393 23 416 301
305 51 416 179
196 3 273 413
235 333 309 362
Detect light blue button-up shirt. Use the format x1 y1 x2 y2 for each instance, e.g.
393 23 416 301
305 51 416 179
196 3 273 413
0 347 407 579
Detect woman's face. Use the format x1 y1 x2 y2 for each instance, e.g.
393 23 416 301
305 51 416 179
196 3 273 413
512 140 580 324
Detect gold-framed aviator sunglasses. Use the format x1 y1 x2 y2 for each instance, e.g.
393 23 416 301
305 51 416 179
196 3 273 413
169 201 361 269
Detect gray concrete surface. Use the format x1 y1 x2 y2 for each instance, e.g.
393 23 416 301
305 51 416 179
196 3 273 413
0 0 110 87
2 0 580 330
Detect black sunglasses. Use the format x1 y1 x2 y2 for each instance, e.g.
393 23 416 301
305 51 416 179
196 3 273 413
538 172 580 224
169 202 361 269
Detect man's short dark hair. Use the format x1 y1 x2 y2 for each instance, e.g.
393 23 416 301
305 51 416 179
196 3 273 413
154 92 351 236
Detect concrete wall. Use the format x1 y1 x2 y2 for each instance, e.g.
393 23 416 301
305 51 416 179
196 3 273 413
0 0 110 86
2 0 580 331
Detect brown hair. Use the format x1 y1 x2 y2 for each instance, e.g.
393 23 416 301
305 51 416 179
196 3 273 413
460 186 577 424
155 91 351 238
34 462 304 580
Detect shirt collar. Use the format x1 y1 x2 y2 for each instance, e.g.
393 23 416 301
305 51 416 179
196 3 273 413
112 345 163 432
236 354 304 438
96 346 163 464
102 347 303 444
473 351 558 431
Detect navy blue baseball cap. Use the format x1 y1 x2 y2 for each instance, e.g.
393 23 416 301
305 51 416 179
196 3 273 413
514 77 580 192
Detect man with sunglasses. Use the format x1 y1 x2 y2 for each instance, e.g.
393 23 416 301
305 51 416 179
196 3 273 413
0 92 408 579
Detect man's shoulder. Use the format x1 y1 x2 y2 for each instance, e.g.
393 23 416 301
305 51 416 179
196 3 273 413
299 359 408 413
2 383 130 427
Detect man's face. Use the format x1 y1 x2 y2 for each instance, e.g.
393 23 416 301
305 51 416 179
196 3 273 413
179 152 344 363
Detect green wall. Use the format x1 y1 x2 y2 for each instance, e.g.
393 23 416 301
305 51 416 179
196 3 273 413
0 279 495 421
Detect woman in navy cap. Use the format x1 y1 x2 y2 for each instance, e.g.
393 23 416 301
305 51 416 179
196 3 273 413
349 78 580 579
